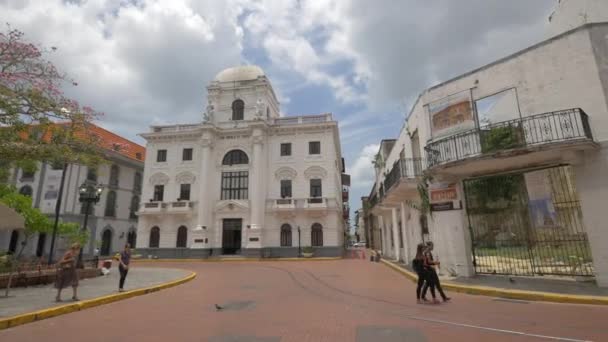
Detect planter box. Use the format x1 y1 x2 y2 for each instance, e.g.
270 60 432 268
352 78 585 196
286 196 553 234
0 268 100 288
302 252 314 258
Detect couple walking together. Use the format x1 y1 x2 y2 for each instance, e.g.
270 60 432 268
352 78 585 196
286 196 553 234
413 241 451 304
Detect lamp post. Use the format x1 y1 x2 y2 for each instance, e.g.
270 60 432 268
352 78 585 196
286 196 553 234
77 181 103 268
297 226 301 257
48 163 68 265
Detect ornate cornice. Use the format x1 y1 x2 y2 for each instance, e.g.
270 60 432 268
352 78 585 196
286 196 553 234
175 171 196 184
274 167 297 180
304 166 328 180
149 172 170 185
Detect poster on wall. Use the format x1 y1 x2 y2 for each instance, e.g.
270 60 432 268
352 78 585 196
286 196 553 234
428 89 476 138
429 184 462 211
524 169 557 228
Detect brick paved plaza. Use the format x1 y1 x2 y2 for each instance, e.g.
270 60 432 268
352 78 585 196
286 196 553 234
2 259 608 341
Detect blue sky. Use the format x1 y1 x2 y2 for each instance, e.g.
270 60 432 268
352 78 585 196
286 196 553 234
1 0 557 227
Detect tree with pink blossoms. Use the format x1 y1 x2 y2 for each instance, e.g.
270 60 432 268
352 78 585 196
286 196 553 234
0 27 105 179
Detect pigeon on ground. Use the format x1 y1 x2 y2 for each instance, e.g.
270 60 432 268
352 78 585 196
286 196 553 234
215 304 223 311
509 277 515 283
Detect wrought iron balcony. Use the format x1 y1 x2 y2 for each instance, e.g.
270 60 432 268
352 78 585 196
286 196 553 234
425 108 594 168
383 158 424 194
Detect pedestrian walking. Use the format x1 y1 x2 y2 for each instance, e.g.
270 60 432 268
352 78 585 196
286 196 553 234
413 243 429 303
421 241 450 303
118 243 131 292
55 243 80 302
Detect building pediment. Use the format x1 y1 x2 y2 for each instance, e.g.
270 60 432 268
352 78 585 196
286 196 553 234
176 171 196 184
215 200 250 213
304 166 327 180
274 166 297 180
149 172 170 185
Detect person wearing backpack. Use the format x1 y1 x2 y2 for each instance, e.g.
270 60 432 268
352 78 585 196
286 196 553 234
413 243 430 303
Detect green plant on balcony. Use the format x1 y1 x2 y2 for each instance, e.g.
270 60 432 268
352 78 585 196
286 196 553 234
406 174 432 217
372 153 385 169
480 125 524 153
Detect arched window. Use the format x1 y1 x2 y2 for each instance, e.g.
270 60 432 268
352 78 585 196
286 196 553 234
129 195 139 219
222 150 249 165
8 230 19 254
176 226 188 248
133 172 142 193
280 224 292 247
109 165 120 187
104 191 117 217
311 223 323 247
19 185 33 197
149 226 160 248
127 230 137 248
101 229 112 255
232 99 244 120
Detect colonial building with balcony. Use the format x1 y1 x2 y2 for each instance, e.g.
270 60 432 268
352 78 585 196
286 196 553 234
0 124 145 259
135 66 349 258
365 2 608 287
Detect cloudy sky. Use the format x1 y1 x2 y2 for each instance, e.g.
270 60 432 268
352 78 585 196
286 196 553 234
2 0 557 222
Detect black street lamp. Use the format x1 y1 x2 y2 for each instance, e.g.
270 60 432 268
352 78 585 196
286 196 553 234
297 226 301 257
77 181 103 268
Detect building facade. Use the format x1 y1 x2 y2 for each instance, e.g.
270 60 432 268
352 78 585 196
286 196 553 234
135 66 349 258
1 124 145 259
366 5 608 287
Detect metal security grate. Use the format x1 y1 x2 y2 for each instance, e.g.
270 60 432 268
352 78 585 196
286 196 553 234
464 166 594 277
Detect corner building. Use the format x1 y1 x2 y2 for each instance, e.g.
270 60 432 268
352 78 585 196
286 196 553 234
136 66 348 258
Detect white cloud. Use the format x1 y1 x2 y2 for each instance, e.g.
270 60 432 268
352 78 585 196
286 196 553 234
348 144 379 191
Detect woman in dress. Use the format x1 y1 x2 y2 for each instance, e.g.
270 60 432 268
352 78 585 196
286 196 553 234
55 243 80 302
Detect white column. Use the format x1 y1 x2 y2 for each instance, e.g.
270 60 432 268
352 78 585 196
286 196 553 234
247 132 264 249
391 208 400 261
400 202 410 263
193 135 213 249
379 215 387 256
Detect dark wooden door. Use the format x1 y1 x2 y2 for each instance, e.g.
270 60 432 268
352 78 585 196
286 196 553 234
222 219 242 255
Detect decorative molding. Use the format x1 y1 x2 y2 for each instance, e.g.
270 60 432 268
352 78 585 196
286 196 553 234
201 137 214 148
149 172 170 185
175 171 196 184
215 200 249 212
274 167 297 180
251 135 264 145
304 166 328 180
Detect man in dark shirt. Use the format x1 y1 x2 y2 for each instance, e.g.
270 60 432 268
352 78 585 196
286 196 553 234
118 243 131 292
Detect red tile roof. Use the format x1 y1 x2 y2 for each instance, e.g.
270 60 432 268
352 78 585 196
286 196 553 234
86 123 145 162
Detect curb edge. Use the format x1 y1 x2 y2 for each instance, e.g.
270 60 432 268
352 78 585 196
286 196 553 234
381 259 608 306
0 271 196 330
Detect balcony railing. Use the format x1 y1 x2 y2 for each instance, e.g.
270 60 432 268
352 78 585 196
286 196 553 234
273 113 333 125
425 108 593 168
383 158 424 193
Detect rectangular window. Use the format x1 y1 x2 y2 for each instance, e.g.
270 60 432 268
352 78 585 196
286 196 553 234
153 185 164 202
280 143 291 156
179 184 191 201
157 149 167 162
221 171 249 200
309 141 321 155
182 148 193 161
280 179 292 198
310 179 322 198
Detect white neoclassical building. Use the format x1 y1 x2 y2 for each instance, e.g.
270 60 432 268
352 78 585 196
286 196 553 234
135 66 349 258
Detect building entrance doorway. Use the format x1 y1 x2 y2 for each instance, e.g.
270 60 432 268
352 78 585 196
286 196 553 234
222 219 242 255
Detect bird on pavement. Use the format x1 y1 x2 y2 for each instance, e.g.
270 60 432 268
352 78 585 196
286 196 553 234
215 304 223 311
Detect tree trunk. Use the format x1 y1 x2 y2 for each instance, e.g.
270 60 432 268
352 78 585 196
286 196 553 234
4 237 29 297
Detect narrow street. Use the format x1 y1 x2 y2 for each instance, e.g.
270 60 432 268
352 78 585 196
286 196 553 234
1 260 606 341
